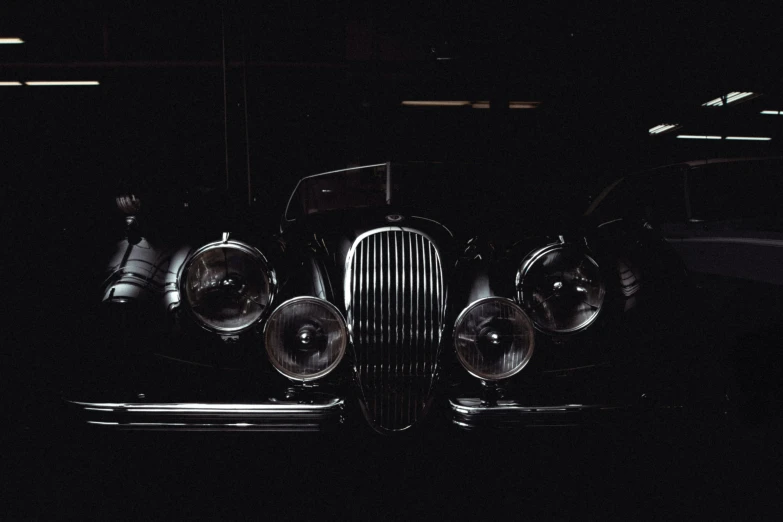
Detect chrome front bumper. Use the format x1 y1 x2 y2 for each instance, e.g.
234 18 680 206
450 398 629 429
66 398 345 432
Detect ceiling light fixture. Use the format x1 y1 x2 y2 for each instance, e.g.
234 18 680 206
677 135 722 140
0 81 23 86
649 124 680 135
25 81 100 86
0 38 24 44
702 92 756 107
471 101 490 109
401 100 470 107
725 136 772 141
509 101 540 109
760 110 782 115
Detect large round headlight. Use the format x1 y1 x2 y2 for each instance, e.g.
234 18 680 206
454 297 535 380
516 243 605 334
179 240 275 333
264 296 347 381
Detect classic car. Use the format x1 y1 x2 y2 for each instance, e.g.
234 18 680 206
585 157 783 425
65 161 709 434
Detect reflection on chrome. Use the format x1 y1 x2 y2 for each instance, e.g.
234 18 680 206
264 296 347 381
69 399 345 431
179 239 276 333
70 400 343 411
516 242 605 334
453 297 535 381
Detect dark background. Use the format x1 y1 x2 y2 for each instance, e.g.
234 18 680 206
3 1 782 518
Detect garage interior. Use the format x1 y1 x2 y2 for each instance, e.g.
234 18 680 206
3 1 782 518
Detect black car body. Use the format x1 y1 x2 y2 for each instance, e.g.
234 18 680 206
586 157 783 424
66 162 703 434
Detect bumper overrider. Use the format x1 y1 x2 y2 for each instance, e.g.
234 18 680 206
65 397 345 432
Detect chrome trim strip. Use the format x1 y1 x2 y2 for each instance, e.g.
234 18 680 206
449 398 623 415
388 230 397 367
70 400 343 412
69 398 344 431
410 234 418 373
394 231 400 372
410 215 454 238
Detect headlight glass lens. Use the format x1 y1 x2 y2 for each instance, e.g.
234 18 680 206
517 244 605 333
454 298 535 380
264 297 347 381
181 242 273 332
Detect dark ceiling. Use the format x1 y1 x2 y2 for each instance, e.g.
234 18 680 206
1 1 781 227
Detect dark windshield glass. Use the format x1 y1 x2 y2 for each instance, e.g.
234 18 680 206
286 164 388 220
286 162 489 220
688 159 783 221
284 162 581 234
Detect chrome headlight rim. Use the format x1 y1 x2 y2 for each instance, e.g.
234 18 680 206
263 296 348 382
453 296 536 381
515 241 605 335
177 239 277 334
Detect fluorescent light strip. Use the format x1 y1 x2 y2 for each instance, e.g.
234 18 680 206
402 100 470 107
0 81 23 86
25 81 100 86
760 110 782 115
649 124 679 134
0 38 24 44
401 100 540 109
729 92 754 102
725 136 772 141
702 91 755 106
677 135 722 140
509 101 540 109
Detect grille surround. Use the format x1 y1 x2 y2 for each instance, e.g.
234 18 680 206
344 227 446 429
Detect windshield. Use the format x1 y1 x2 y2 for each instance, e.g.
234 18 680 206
285 163 390 221
283 161 582 234
284 162 490 221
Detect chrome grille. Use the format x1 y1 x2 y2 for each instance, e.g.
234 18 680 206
345 228 445 429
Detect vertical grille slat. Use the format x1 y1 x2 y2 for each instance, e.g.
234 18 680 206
346 228 446 430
